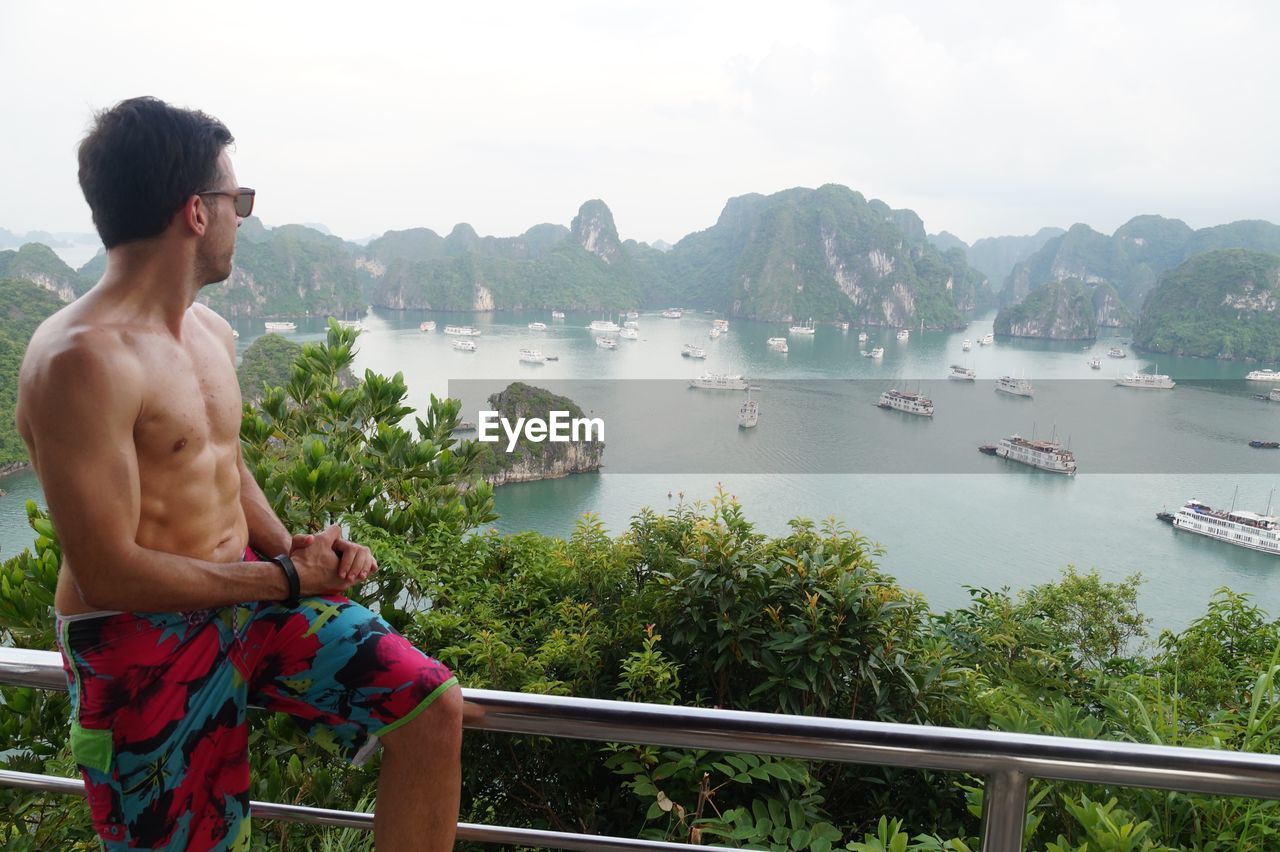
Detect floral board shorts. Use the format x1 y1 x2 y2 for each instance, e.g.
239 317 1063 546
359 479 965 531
55 550 456 851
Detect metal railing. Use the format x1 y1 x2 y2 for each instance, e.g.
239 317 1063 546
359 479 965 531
4 645 1280 851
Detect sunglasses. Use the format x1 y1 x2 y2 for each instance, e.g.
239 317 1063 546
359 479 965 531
198 187 256 218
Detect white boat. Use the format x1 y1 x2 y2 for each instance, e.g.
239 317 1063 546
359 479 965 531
1088 357 1102 370
419 320 437 332
596 336 618 350
962 339 971 351
518 348 547 364
994 434 1076 474
231 329 239 339
979 333 994 346
528 322 548 331
858 332 868 343
619 327 639 340
681 343 707 359
662 308 683 319
264 321 296 332
589 320 621 333
1246 369 1280 381
451 339 477 352
444 325 481 336
995 376 1034 397
551 310 566 319
690 372 749 390
863 347 885 359
877 389 933 417
713 319 730 332
334 318 364 330
1107 346 1126 358
709 327 722 339
788 318 816 335
948 364 977 381
837 321 850 331
623 320 640 329
896 329 910 342
627 310 640 320
1170 498 1280 555
738 387 759 429
766 337 789 353
1116 372 1175 389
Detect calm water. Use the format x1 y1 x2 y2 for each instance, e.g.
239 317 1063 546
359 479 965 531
3 308 1278 634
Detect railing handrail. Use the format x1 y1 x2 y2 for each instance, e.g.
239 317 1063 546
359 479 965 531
4 645 1280 850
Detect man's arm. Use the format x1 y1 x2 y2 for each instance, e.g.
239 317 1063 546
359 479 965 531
24 337 345 611
238 450 291 557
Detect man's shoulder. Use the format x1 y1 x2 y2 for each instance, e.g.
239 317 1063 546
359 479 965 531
23 306 141 385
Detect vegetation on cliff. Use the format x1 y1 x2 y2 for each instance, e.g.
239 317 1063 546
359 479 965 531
479 381 604 483
0 278 65 466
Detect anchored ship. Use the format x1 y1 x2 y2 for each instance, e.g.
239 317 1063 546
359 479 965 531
1165 498 1280 555
996 376 1034 397
877 389 934 417
1116 372 1175 389
990 434 1076 474
690 372 749 390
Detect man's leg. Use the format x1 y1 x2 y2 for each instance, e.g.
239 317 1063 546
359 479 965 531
374 682 464 849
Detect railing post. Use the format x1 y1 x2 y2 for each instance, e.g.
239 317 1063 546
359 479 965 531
980 768 1028 852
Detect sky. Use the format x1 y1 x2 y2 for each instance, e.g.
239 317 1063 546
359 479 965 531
2 0 1278 248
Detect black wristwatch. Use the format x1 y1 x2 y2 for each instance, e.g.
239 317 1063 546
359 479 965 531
270 553 301 608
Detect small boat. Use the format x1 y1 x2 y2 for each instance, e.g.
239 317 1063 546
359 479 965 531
419 320 437 332
519 348 547 364
738 387 759 429
528 322 548 331
949 364 977 381
896 329 910 342
837 321 850 331
690 372 749 390
1155 511 1175 524
619 327 639 340
962 339 972 351
713 319 730 332
681 343 707 359
1249 441 1280 449
996 376 1033 397
709 327 722 339
544 354 559 361
789 318 816 335
1107 346 1127 358
451 339 477 352
231 329 240 339
1246 369 1280 381
862 347 885 359
265 321 297 332
1116 372 1175 389
662 308 683 319
596 336 618 350
453 420 477 432
979 333 994 346
766 337 789 353
444 325 481 336
978 444 999 456
1088 357 1102 370
858 332 868 343
627 310 640 320
334 318 365 330
551 310 566 319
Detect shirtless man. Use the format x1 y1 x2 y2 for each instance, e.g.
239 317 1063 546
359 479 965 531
15 97 462 850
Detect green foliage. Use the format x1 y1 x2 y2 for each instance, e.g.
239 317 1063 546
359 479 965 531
0 277 65 465
994 279 1098 340
236 332 303 401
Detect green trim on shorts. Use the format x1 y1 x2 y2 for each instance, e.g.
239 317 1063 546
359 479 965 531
371 677 458 738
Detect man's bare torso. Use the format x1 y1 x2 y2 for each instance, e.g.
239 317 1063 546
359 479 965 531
17 295 248 615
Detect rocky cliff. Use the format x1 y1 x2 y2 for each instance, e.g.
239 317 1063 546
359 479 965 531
994 280 1098 340
480 382 604 487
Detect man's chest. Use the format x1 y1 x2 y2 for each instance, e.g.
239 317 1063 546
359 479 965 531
133 335 242 463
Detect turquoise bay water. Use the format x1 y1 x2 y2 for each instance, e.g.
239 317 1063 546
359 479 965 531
3 308 1278 634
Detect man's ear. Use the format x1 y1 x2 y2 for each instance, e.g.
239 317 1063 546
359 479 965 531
180 195 209 236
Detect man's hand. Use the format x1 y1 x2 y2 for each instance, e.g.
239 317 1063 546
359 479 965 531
289 526 378 592
288 525 345 596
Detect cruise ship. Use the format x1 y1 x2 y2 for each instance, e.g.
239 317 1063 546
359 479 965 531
863 347 885 359
334 319 365 330
451 339 477 352
444 325 481 336
265 321 297 332
1107 346 1126 358
766 337 789 353
948 364 977 381
789 318 816 335
979 333 994 346
877 389 934 417
1168 499 1280 555
619 327 639 340
518 348 547 364
995 376 1033 397
1116 372 1175 389
738 388 759 429
419 320 436 332
992 434 1076 474
661 308 683 319
858 332 869 343
596 336 618 350
681 343 707 359
589 320 620 333
528 322 548 331
1246 368 1280 381
690 372 749 390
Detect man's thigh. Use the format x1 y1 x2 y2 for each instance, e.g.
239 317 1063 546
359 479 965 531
239 595 456 762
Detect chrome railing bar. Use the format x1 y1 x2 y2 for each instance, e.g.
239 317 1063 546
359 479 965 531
0 769 728 852
5 647 1280 799
981 769 1029 852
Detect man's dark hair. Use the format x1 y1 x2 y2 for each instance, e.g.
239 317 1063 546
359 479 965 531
78 97 234 249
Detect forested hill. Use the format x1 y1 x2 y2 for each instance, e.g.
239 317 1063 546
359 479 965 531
1133 248 1280 362
0 243 91 302
1003 216 1280 311
0 278 65 467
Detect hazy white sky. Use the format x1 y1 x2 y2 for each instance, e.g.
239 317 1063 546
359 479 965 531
2 0 1277 246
